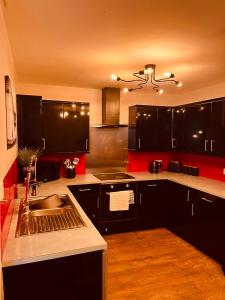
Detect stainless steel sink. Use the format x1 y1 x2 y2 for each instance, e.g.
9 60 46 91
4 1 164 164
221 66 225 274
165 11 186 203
16 194 86 237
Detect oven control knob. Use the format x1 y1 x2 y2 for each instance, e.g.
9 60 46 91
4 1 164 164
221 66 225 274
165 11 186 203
126 184 129 188
110 185 114 189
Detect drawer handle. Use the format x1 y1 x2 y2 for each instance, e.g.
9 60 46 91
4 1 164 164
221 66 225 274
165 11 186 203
78 188 91 192
147 184 158 187
201 197 213 203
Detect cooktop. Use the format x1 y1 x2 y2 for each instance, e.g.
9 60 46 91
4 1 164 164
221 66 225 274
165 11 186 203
93 172 135 181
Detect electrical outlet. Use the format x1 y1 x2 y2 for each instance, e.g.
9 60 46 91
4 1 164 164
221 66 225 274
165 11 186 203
223 168 225 175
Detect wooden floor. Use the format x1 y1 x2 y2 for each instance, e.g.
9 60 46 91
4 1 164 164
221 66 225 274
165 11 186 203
104 228 225 300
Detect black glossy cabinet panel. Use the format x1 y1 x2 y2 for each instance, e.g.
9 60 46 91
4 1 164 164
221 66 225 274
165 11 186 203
211 99 225 155
137 180 168 229
3 251 103 300
172 106 185 151
166 182 192 226
16 95 42 148
157 107 172 151
128 105 171 151
42 101 89 153
68 184 100 227
183 102 211 153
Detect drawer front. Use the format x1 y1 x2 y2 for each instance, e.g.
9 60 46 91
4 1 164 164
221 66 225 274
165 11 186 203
137 180 166 192
68 184 100 197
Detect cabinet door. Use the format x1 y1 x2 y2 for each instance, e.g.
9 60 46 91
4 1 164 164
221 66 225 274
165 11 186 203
42 101 64 152
42 101 89 153
166 182 192 226
138 180 168 229
63 102 89 152
172 107 186 151
157 107 172 151
183 103 211 153
68 184 100 227
136 106 158 151
16 95 42 149
190 192 225 262
211 99 225 156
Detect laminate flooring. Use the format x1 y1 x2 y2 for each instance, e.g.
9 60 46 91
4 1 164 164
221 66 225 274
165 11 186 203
104 228 225 300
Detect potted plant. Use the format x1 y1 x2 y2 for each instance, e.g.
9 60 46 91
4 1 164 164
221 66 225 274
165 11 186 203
18 147 42 168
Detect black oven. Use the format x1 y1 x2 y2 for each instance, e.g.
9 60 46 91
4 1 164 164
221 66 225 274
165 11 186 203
100 181 137 222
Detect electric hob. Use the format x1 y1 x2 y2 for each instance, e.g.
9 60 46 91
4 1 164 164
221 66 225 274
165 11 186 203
93 172 135 181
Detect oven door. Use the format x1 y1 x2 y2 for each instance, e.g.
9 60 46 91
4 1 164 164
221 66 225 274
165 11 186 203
100 182 137 222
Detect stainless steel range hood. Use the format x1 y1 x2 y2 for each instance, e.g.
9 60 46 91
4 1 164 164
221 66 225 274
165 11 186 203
93 87 128 128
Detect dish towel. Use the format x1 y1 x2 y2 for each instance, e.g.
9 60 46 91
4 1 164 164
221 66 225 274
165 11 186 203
109 190 134 211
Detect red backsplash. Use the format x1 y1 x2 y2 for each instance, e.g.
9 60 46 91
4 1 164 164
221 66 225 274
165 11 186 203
39 153 86 176
127 152 172 172
173 152 225 182
1 159 18 259
127 151 225 182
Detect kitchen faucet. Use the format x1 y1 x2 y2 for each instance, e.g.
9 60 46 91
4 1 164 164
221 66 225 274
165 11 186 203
23 155 38 212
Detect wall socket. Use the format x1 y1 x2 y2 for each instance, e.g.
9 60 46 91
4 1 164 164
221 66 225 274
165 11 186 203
223 168 225 175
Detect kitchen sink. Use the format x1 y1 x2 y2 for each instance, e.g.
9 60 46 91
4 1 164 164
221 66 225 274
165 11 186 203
16 194 86 237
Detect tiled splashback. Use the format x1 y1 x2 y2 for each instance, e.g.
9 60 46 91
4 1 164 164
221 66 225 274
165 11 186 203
127 151 225 182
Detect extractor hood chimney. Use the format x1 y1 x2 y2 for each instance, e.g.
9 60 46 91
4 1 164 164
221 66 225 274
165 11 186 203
94 87 127 128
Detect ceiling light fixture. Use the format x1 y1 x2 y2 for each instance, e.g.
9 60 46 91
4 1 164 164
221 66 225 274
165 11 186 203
111 64 182 94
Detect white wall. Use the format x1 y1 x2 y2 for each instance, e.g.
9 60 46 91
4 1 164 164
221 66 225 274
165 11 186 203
0 2 17 189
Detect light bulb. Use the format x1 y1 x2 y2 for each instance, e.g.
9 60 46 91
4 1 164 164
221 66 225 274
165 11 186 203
111 74 118 81
176 81 183 87
123 87 129 93
81 105 84 110
72 103 76 108
80 111 85 116
163 71 172 78
144 67 153 74
158 89 164 94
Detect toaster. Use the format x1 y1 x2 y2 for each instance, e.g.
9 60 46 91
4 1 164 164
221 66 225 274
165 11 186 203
167 161 183 173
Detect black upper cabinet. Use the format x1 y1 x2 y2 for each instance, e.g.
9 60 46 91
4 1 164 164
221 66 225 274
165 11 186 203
211 99 225 156
128 105 171 151
180 98 225 156
183 102 212 153
128 105 158 151
157 107 172 151
17 95 42 149
172 106 186 151
42 101 89 153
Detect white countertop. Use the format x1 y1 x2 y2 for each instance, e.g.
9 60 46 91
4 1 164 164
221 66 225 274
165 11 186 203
3 171 225 268
2 184 107 268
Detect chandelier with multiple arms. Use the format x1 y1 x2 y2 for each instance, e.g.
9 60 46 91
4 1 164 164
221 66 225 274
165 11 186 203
111 64 182 94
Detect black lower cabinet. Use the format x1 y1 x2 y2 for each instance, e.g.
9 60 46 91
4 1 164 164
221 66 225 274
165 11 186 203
3 251 103 300
68 184 100 229
166 182 193 227
137 180 168 229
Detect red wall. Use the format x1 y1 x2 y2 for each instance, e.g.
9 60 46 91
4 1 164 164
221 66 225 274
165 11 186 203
127 151 225 182
1 159 18 259
39 153 86 176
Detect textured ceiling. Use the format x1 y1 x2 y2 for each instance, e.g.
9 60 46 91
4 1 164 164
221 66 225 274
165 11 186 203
3 0 225 94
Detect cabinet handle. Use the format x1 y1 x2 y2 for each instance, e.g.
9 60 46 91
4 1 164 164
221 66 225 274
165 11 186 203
204 139 208 152
191 203 194 216
78 188 91 192
210 139 214 152
201 197 213 203
42 138 46 150
171 138 176 149
85 138 88 150
138 138 141 149
139 193 142 204
147 184 158 187
92 213 96 218
97 197 100 209
187 189 190 202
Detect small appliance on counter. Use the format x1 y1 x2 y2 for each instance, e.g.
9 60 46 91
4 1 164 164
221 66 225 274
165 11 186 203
149 160 162 173
64 157 79 178
167 161 183 173
182 165 199 176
